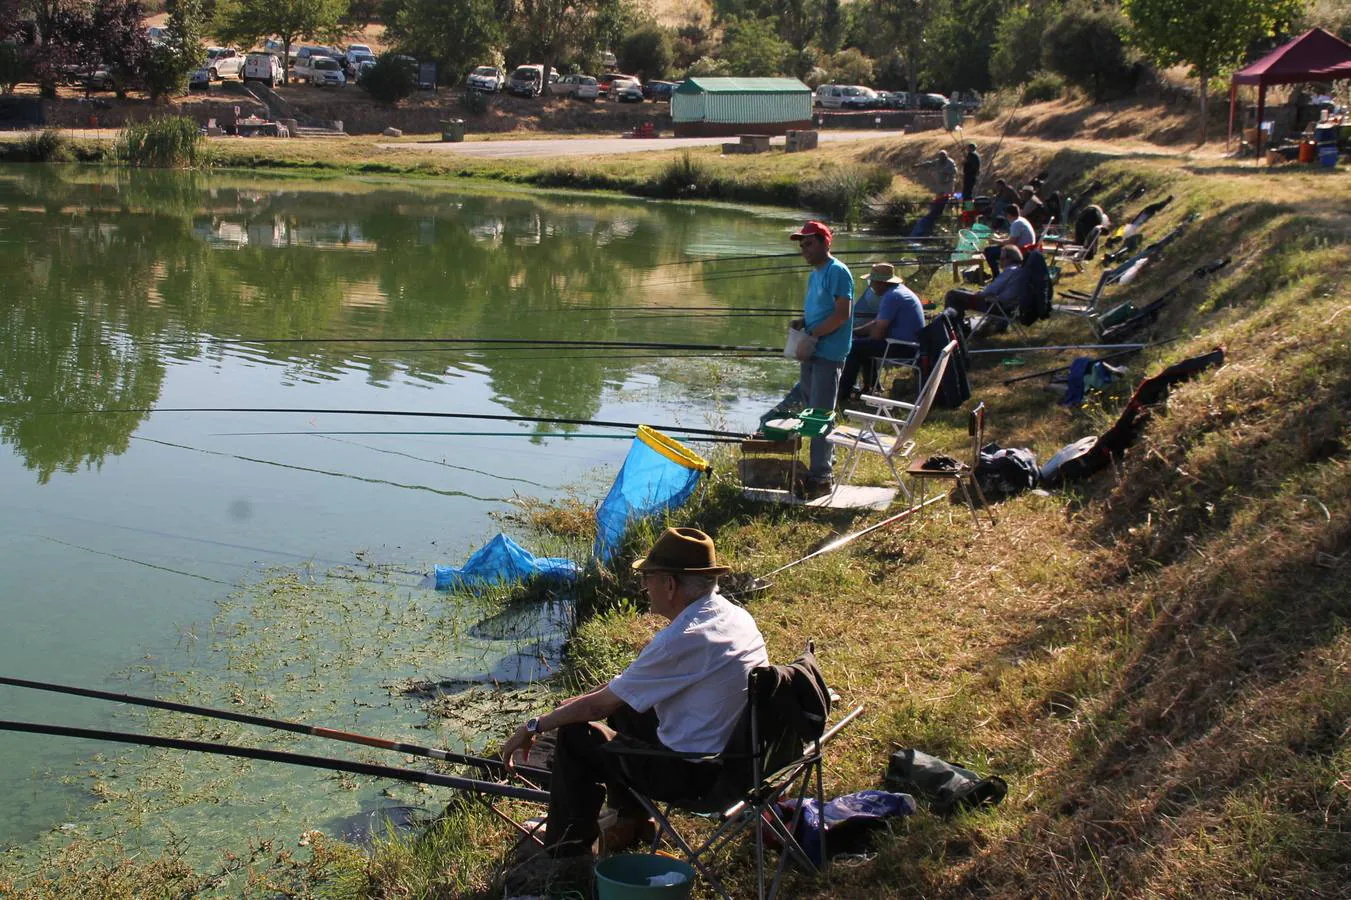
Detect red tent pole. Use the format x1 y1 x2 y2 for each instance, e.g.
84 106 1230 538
1227 82 1237 152
1255 83 1266 164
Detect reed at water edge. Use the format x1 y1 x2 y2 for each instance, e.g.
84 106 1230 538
117 116 206 169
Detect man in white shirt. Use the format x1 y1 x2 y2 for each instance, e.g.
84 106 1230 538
500 527 768 861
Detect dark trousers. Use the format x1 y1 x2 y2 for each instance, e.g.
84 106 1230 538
962 173 977 199
544 705 720 857
983 244 1002 276
944 288 1003 315
838 338 891 406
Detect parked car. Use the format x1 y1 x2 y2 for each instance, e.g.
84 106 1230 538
507 64 557 97
643 80 676 101
306 55 346 87
344 49 374 78
146 25 166 44
292 48 335 83
79 67 113 91
597 72 623 95
189 64 211 90
613 78 643 102
916 92 949 110
243 52 283 88
344 44 372 67
814 83 845 108
552 73 598 100
206 47 244 81
840 86 880 109
468 65 505 92
355 59 377 83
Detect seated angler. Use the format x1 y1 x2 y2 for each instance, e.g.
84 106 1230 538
945 244 1026 318
500 528 768 880
838 263 926 407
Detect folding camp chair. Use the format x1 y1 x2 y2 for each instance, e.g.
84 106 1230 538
906 401 997 530
869 337 922 400
827 340 957 504
605 644 865 900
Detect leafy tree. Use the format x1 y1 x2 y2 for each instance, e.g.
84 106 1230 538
507 0 624 100
92 0 152 98
0 43 29 94
819 0 844 53
871 0 947 96
686 53 732 76
142 0 205 101
1043 1 1139 100
617 24 674 81
215 0 349 84
923 0 1003 92
1125 0 1305 142
383 0 499 85
718 15 788 76
360 51 416 103
827 47 874 85
673 20 715 70
990 2 1048 88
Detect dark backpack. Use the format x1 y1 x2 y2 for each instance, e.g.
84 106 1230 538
885 748 1007 816
1018 249 1053 326
917 311 971 409
975 443 1040 499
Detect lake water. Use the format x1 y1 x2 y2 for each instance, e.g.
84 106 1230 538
0 166 857 866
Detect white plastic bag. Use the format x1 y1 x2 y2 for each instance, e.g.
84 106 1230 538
784 326 817 362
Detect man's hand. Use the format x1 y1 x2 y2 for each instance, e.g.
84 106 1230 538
501 723 534 773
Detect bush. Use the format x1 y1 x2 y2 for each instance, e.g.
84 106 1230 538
1042 0 1140 101
618 25 674 82
1023 70 1066 103
800 164 892 228
826 47 874 86
16 129 70 162
655 150 715 198
142 42 191 102
360 53 418 106
0 42 30 95
117 116 204 168
686 55 732 77
462 86 490 114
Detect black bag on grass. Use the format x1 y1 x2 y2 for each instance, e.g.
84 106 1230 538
975 443 1040 499
884 748 1007 816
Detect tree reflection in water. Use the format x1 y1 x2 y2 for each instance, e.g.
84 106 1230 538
0 166 804 481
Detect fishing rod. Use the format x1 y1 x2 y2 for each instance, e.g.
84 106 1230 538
652 238 955 267
0 720 550 804
54 408 748 439
0 675 546 779
1001 337 1182 385
221 430 747 443
728 495 945 597
153 337 782 354
968 343 1148 356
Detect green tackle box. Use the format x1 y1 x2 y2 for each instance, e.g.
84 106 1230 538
798 407 835 437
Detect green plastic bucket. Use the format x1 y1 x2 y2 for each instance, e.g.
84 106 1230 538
594 854 696 900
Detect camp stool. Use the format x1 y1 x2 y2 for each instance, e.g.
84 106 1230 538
905 401 996 530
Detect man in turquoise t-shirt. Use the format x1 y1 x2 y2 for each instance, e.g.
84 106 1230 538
767 220 853 498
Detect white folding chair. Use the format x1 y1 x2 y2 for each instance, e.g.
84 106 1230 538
827 340 957 504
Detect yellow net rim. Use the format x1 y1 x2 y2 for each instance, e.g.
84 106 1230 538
637 425 711 472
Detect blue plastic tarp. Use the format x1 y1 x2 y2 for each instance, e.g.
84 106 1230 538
592 426 709 564
434 533 577 591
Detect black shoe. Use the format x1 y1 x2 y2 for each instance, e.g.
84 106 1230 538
801 477 833 500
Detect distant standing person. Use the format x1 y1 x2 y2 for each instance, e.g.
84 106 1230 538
838 263 926 407
962 143 981 199
764 221 854 499
915 150 957 196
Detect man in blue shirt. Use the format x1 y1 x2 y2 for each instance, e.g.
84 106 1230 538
764 220 853 499
838 263 926 407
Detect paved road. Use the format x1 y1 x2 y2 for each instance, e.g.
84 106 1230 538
377 130 907 159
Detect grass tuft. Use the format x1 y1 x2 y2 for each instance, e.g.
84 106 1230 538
117 116 206 169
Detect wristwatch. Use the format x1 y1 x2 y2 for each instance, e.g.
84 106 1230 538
525 717 541 735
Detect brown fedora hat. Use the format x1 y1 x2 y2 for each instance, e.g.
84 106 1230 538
631 527 730 575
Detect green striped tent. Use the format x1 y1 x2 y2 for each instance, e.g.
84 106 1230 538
671 77 813 137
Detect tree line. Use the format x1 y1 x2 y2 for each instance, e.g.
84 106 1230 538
4 0 1346 138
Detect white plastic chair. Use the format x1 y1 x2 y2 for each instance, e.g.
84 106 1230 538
827 340 957 503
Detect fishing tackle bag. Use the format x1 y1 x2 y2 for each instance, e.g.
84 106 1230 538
884 748 1007 816
975 443 1040 499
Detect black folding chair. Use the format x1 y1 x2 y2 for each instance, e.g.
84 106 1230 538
604 644 864 900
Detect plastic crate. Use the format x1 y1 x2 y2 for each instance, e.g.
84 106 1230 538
798 408 835 437
760 417 803 441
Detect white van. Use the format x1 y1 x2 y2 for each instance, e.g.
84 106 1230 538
507 64 558 98
243 53 283 88
814 84 843 108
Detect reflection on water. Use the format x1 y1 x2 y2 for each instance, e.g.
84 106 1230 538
0 165 823 857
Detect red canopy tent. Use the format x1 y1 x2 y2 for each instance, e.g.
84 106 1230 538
1228 27 1351 158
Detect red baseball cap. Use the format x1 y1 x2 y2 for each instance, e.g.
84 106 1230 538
790 220 832 246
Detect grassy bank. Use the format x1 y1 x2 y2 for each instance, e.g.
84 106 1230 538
2 142 1346 898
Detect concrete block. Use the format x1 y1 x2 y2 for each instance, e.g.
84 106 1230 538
382 126 403 137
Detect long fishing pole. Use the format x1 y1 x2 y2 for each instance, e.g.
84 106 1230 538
56 408 749 439
968 343 1147 356
220 430 747 443
0 720 549 803
0 675 543 778
1001 337 1181 385
766 495 945 578
154 337 781 353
